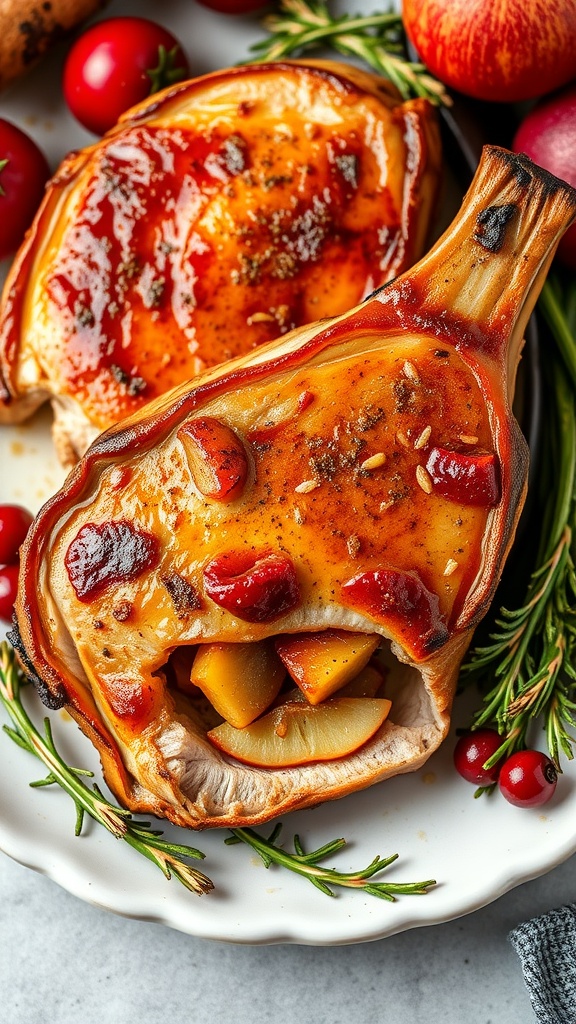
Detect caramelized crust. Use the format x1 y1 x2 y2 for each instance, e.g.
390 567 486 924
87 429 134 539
14 147 576 829
0 61 441 462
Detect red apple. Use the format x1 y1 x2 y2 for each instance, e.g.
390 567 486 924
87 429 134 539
513 86 576 269
275 630 380 704
403 0 576 102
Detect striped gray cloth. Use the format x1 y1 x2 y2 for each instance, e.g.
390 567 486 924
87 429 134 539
509 904 576 1023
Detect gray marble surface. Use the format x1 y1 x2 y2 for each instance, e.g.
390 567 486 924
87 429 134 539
1 848 574 1023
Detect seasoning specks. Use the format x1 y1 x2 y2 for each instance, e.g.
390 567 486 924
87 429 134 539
414 426 432 450
295 479 319 494
416 465 433 494
402 360 420 384
360 452 386 471
347 534 361 557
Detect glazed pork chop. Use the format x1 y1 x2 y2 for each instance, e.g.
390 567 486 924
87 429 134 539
12 147 576 829
0 60 441 466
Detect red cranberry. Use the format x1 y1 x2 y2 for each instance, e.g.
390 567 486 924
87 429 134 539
203 551 300 623
0 563 20 623
425 447 501 506
454 728 504 785
498 749 558 808
0 504 34 564
65 520 159 601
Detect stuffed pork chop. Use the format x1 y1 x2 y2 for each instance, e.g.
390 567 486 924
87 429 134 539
13 146 576 829
0 60 441 466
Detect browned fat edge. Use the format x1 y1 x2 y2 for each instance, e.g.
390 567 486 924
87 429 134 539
0 168 69 399
14 553 136 797
123 59 397 125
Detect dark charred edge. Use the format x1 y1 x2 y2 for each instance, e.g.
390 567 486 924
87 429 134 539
7 622 67 710
488 146 576 206
422 627 450 656
474 203 517 253
0 367 11 404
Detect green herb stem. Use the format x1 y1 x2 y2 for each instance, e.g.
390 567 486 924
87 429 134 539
227 825 436 899
462 271 576 771
0 641 214 895
1 642 436 902
247 0 450 106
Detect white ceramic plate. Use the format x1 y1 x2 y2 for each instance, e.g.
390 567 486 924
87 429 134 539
1 0 575 946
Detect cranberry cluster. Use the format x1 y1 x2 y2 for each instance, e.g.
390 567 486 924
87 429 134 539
0 505 33 624
454 728 558 808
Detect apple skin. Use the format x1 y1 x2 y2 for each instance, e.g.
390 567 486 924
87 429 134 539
207 697 392 768
513 86 576 269
403 0 576 102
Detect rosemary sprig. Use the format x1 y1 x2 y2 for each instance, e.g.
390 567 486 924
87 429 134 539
1 641 436 902
461 273 576 770
227 824 436 899
0 641 214 895
247 0 449 106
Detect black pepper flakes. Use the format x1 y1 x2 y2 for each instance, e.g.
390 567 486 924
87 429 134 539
162 572 202 617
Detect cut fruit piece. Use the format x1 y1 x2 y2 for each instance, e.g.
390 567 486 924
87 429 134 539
208 697 391 767
190 640 285 728
278 661 385 704
275 630 380 704
337 662 387 698
203 550 300 623
167 645 200 696
179 417 249 503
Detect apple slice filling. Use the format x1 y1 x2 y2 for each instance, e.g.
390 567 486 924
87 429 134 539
207 697 392 768
165 628 389 768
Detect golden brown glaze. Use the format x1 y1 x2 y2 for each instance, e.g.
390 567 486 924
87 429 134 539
0 61 441 463
13 147 576 829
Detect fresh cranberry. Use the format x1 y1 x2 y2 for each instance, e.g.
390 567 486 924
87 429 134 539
498 749 558 808
0 563 20 623
454 728 504 785
0 504 34 565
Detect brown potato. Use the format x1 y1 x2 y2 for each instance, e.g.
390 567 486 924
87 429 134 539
0 0 107 90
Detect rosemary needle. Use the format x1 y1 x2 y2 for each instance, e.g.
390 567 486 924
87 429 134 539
227 825 436 900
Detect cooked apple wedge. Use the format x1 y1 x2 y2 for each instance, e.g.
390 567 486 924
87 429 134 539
275 630 380 704
190 640 285 728
337 663 386 699
208 698 391 767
